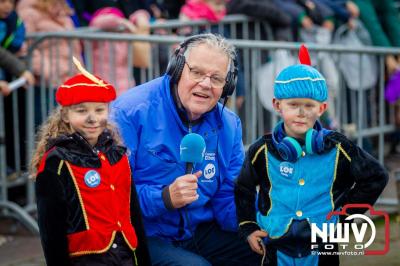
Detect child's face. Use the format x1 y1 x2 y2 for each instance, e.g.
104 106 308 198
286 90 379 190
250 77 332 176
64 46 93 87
63 102 109 146
273 98 327 139
0 0 13 19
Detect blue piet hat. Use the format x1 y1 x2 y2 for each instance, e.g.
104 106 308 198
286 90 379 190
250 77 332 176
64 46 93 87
274 45 328 102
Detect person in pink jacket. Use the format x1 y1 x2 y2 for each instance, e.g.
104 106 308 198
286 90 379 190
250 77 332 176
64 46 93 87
17 0 82 86
180 0 226 23
89 7 150 95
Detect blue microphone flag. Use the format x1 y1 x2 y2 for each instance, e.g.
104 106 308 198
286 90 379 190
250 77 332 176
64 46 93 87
180 133 206 163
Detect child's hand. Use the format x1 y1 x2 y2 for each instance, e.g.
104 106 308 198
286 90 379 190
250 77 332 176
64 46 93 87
0 81 11 96
21 71 35 87
247 230 268 255
121 20 137 33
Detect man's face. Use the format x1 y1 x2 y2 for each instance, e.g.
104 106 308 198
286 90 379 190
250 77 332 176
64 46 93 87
177 43 229 121
273 98 327 139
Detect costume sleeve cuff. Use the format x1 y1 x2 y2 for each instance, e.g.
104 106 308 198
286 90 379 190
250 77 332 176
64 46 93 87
162 185 175 210
238 221 261 241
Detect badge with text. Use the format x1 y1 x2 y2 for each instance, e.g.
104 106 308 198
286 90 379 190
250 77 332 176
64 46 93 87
202 163 216 182
84 170 101 188
279 161 295 178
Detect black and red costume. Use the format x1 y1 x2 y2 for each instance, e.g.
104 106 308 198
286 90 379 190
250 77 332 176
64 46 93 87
35 130 150 266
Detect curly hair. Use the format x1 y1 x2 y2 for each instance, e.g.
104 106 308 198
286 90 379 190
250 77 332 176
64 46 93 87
29 106 123 178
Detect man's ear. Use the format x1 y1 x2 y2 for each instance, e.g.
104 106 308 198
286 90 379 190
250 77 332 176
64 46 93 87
318 102 328 117
272 98 281 113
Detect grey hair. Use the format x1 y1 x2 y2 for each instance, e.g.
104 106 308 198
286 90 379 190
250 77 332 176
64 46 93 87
183 33 236 72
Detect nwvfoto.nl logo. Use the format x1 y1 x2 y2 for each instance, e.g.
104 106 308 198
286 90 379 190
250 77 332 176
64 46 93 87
310 204 390 255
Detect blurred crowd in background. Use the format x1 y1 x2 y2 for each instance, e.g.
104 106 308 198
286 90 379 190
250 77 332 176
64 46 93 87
2 0 400 168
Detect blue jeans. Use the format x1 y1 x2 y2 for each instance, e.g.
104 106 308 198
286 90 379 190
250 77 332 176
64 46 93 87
147 221 261 266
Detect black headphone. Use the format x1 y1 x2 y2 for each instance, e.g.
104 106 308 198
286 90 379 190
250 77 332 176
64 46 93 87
165 33 238 99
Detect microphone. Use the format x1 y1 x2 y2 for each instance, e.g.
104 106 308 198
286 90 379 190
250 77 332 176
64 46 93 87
180 133 206 174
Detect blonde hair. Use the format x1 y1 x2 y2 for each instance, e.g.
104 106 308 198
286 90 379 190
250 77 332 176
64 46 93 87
30 106 123 178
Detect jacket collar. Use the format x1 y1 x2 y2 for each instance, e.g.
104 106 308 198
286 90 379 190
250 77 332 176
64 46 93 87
47 130 126 167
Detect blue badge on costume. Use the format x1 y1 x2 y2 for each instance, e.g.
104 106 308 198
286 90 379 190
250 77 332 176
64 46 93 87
84 170 101 188
279 162 294 178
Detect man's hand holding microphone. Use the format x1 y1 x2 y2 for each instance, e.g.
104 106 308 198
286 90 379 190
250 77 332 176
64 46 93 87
167 133 206 209
168 170 202 209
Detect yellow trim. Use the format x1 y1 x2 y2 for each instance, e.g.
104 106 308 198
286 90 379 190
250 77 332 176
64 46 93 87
60 82 110 89
133 249 138 266
251 144 266 165
265 145 273 216
70 231 117 256
65 161 90 229
121 231 137 251
239 221 259 227
269 218 293 239
120 157 137 254
57 160 64 175
72 56 107 86
330 144 341 210
127 157 133 225
338 144 351 162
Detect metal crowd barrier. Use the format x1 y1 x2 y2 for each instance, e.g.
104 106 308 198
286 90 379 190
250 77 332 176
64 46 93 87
23 32 400 160
2 23 400 232
148 14 273 40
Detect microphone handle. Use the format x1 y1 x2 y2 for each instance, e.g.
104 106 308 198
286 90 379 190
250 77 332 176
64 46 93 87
185 162 193 174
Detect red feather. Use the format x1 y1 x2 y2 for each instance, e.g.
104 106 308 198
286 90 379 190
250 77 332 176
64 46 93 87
298 44 311 66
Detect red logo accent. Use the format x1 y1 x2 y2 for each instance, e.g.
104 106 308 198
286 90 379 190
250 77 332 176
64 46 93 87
326 204 390 255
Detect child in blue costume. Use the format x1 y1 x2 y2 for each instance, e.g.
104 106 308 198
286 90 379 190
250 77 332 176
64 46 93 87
234 45 388 266
0 0 25 53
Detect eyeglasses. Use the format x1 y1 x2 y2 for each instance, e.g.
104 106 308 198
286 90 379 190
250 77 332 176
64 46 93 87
185 62 226 88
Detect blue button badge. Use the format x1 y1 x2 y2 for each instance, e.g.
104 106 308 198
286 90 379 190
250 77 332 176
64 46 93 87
84 170 101 188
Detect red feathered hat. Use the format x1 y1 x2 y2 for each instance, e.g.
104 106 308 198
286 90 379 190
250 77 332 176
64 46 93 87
56 57 116 106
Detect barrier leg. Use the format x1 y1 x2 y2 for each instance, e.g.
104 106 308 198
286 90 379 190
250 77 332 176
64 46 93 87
0 201 39 235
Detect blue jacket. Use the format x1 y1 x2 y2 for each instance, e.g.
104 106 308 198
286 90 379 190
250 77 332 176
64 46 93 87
0 11 25 53
111 75 245 241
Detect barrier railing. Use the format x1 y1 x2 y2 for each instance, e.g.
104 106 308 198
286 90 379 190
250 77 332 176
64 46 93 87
148 14 273 40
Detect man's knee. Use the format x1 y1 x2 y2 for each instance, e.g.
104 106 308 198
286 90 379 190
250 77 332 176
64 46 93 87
150 251 211 266
147 237 211 266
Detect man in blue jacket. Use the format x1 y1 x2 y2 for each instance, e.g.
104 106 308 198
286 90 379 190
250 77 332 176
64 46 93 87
111 33 260 265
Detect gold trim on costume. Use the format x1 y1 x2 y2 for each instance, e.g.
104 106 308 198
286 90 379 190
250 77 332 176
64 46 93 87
70 231 117 257
121 231 137 252
338 144 351 162
330 144 341 210
265 145 273 216
251 144 266 165
65 161 90 230
60 82 110 89
268 218 293 239
57 160 64 175
133 250 138 266
239 221 259 227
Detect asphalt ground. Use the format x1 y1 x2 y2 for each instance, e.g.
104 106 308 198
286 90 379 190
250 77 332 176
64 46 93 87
0 154 399 266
